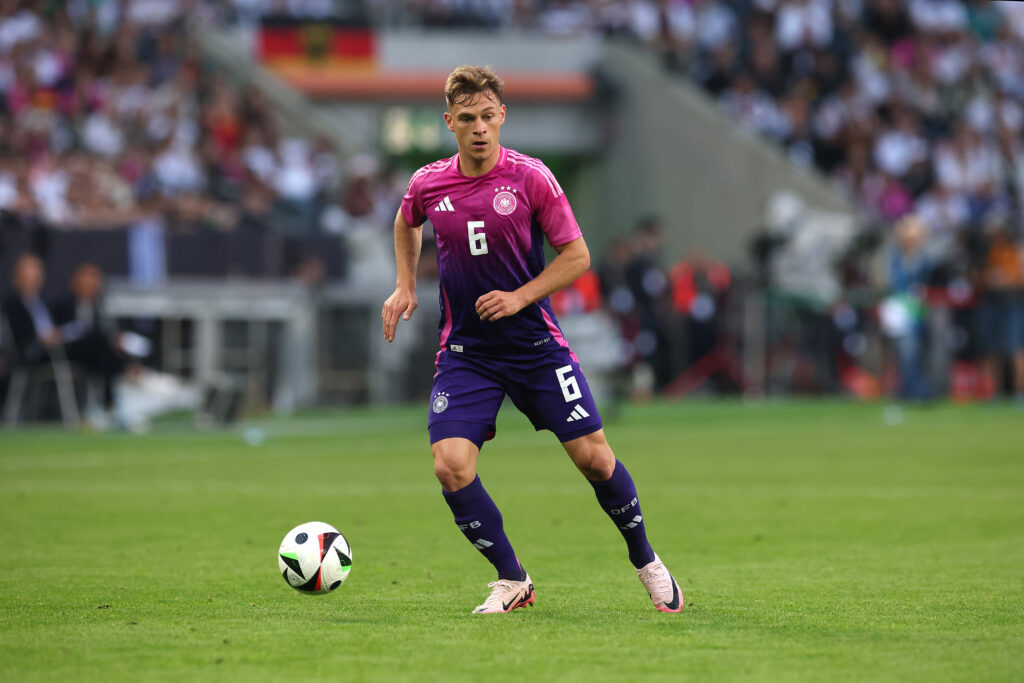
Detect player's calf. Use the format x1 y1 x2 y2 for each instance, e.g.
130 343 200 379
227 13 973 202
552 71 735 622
588 459 656 569
442 473 525 582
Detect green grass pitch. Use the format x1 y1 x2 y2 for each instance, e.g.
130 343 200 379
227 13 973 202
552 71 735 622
1 400 1022 681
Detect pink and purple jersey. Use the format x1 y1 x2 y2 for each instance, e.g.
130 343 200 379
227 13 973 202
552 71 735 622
401 147 582 360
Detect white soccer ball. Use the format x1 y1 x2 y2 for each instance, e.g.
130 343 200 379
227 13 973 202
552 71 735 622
277 521 352 595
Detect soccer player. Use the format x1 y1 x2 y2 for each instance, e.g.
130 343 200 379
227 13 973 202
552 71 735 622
381 65 682 615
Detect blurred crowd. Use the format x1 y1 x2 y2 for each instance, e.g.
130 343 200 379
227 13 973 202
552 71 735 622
551 216 735 398
0 0 404 243
371 1 1024 242
3 0 1022 405
370 1 1024 400
672 0 1024 251
9 0 1020 257
673 0 1024 402
1 252 141 427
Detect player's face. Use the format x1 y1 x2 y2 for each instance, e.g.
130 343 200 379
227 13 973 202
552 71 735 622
444 91 505 170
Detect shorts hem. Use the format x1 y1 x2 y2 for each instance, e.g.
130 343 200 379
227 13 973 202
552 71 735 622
554 421 603 443
428 421 496 450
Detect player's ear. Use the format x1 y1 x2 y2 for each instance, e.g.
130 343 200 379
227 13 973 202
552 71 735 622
443 111 454 132
499 104 506 124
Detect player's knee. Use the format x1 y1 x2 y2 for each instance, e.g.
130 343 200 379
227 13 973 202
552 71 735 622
432 460 455 490
582 451 616 481
432 451 475 491
569 435 616 481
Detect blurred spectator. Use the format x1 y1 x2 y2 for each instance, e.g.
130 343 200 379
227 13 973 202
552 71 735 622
538 0 593 36
551 269 602 316
338 153 379 225
774 0 832 53
53 263 132 416
153 138 206 196
720 71 785 138
694 0 737 54
694 42 739 96
625 216 671 387
274 138 318 205
242 127 277 185
873 104 927 182
369 163 406 228
864 0 913 45
978 214 1024 400
914 182 969 256
933 123 1002 198
2 252 59 364
743 14 784 92
623 0 696 71
883 214 931 400
598 236 635 317
670 248 731 367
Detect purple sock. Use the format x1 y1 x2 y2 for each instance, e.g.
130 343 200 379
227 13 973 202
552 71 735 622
590 460 656 569
442 476 524 581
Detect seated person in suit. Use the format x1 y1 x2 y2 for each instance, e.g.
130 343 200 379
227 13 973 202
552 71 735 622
2 253 61 365
53 263 128 413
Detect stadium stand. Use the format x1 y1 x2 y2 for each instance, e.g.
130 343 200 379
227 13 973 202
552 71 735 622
0 0 350 293
355 2 1024 251
2 0 1022 418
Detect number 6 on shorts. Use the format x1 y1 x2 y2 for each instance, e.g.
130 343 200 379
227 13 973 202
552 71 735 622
556 365 582 402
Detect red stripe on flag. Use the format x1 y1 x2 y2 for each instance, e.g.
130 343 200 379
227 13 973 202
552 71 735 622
259 27 302 58
331 29 375 58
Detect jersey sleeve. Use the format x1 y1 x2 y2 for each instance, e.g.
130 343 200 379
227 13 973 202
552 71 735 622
527 161 582 246
400 169 427 227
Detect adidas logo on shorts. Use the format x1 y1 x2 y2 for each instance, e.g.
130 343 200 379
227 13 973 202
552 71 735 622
566 404 590 422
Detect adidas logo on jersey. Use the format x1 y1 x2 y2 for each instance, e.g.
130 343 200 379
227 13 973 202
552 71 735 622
434 196 455 212
566 404 590 422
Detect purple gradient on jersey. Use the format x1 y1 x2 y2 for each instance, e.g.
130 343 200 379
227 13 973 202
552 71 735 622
401 147 582 360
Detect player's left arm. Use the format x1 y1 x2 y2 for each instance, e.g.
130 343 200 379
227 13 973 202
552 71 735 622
475 237 590 322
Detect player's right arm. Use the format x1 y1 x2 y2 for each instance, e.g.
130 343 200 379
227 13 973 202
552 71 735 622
382 209 422 343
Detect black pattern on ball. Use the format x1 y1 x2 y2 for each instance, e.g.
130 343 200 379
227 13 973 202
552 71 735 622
295 532 308 544
295 567 321 592
329 581 341 590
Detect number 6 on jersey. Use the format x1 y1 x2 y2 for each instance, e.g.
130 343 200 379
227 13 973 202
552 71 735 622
556 365 582 402
468 221 488 255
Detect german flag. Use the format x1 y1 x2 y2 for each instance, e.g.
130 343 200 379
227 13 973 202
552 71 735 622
259 16 376 74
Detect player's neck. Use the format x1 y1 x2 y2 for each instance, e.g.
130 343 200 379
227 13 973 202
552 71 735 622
457 147 501 177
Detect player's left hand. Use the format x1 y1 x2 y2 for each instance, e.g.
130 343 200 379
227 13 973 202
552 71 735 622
476 290 527 321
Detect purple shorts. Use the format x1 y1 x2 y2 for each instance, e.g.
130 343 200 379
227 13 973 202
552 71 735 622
428 347 603 449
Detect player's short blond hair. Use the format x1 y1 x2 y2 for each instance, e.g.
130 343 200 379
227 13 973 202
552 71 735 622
444 65 504 108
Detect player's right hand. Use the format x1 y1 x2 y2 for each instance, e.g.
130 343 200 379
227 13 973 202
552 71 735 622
382 287 418 343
